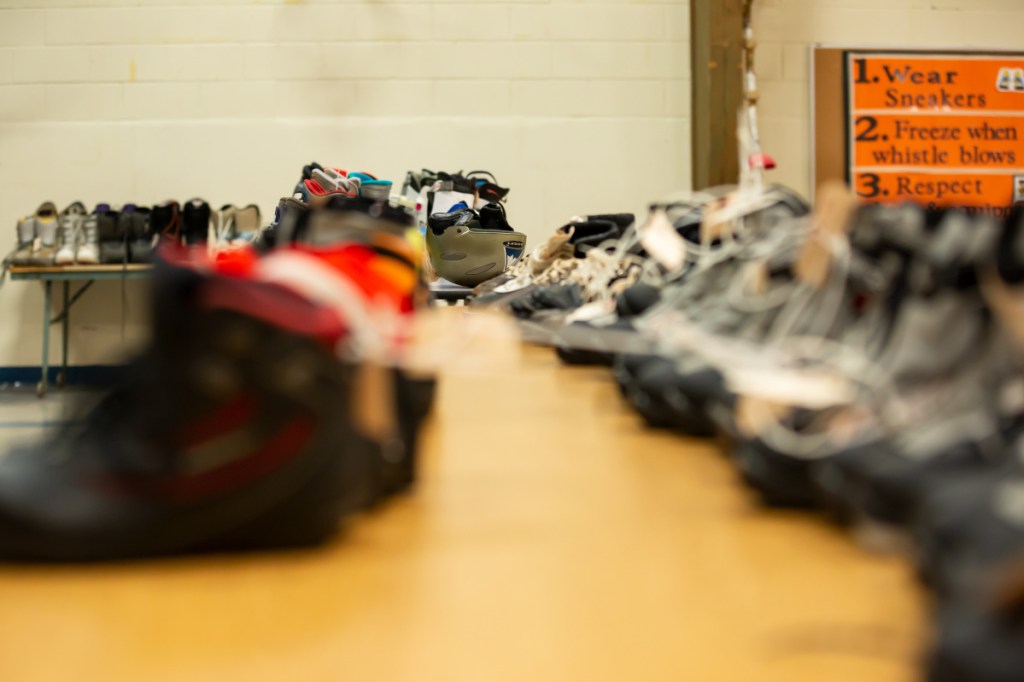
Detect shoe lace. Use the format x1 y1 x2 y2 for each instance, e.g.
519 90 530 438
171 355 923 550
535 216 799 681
57 213 78 250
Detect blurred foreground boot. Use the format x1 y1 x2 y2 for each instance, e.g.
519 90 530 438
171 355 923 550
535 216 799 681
0 255 389 561
928 554 1024 682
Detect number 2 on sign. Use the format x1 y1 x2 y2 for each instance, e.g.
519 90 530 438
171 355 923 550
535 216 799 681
857 173 882 199
855 116 879 142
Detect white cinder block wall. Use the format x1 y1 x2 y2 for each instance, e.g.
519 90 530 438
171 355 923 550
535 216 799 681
0 0 692 368
755 0 1024 201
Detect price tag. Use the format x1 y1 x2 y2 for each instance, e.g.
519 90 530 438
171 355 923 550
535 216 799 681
639 209 686 271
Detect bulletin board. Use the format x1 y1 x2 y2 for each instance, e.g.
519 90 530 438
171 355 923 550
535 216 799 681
813 47 1024 215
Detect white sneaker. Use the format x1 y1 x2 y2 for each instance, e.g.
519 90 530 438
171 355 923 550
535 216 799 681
11 215 36 265
54 201 87 265
77 212 100 265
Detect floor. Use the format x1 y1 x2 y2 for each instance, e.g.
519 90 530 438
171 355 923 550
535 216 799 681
0 345 927 682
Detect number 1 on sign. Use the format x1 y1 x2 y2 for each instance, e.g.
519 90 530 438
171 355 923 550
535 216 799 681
853 58 870 84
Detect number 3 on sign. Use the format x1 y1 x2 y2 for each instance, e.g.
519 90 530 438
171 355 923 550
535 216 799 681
857 173 882 199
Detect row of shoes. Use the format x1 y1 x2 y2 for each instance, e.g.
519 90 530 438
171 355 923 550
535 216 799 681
468 186 1024 681
402 168 511 223
294 162 394 203
0 162 434 560
263 163 523 291
258 162 400 251
11 200 261 266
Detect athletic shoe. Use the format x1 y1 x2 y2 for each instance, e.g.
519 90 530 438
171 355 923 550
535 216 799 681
54 201 87 265
311 169 363 198
11 204 49 266
472 214 632 305
28 201 60 266
182 199 212 246
126 206 154 263
217 204 261 246
293 161 324 197
347 172 393 201
77 208 101 265
97 204 125 264
928 596 1024 682
99 205 133 264
150 200 182 248
255 197 309 252
730 208 999 509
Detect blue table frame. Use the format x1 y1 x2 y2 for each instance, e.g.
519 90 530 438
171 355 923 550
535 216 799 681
8 265 151 397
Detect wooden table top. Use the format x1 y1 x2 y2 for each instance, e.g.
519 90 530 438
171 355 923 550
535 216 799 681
8 264 151 274
0 344 926 682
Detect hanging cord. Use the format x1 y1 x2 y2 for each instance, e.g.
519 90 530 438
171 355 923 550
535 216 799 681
120 211 129 343
739 0 766 193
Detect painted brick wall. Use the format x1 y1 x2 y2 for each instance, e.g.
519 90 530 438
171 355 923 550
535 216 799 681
0 0 691 367
754 0 1024 202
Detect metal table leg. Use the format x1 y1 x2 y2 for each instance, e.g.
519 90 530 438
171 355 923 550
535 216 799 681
37 281 51 398
59 281 69 388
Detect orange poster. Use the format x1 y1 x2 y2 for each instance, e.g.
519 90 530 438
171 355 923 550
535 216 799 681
846 51 1024 212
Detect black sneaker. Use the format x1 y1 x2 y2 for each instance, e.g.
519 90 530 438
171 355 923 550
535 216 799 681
97 205 124 264
293 161 324 197
926 549 1024 682
127 206 154 263
150 200 181 248
928 599 1024 682
182 199 212 246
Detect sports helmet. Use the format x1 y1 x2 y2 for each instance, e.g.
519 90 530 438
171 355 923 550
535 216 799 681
426 203 526 287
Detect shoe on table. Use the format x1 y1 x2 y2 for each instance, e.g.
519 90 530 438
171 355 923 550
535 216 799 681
77 207 103 265
347 172 392 201
471 213 631 306
27 201 59 266
11 215 37 266
97 204 125 264
125 207 153 263
150 200 182 249
182 199 212 246
54 201 87 265
217 204 262 246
